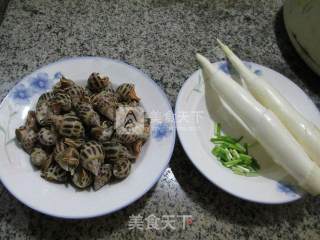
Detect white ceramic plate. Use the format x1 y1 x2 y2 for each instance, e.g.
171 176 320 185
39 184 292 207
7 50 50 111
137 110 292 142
176 61 320 204
0 57 176 218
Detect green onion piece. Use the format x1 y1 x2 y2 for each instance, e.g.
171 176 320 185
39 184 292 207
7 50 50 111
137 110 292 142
214 123 221 137
231 149 240 159
225 158 243 167
211 136 238 144
220 142 246 153
243 143 249 154
210 123 260 176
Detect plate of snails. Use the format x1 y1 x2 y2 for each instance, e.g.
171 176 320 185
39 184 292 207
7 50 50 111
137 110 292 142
0 57 175 219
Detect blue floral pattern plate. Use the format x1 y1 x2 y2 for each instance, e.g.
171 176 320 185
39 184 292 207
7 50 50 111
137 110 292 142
176 61 320 204
0 57 175 218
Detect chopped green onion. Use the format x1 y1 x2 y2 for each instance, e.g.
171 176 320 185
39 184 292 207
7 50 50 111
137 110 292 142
211 136 238 144
214 123 221 137
210 123 260 176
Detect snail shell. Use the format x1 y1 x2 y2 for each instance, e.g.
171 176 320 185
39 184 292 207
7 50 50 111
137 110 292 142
72 167 93 189
116 83 140 102
94 164 113 191
53 140 67 160
30 147 48 167
116 125 142 145
132 140 144 156
51 93 72 114
55 147 79 175
36 101 53 126
142 117 151 140
25 111 38 131
38 128 58 146
36 92 55 108
102 142 136 162
91 90 118 121
64 138 84 149
80 141 105 176
91 124 114 143
76 102 100 127
64 110 77 117
41 162 68 183
66 85 86 107
113 159 131 179
87 73 111 93
52 115 85 138
15 127 38 154
130 118 150 156
53 76 75 92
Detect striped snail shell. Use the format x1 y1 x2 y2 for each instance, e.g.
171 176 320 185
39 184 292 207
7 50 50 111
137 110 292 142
53 76 75 93
80 141 105 176
38 128 58 146
103 141 136 162
116 83 140 102
72 167 93 189
64 138 84 149
30 147 48 168
51 115 85 138
25 110 39 132
41 162 68 183
36 92 55 108
75 102 100 127
55 147 80 175
91 90 118 121
51 93 72 114
113 159 131 179
36 100 53 126
15 126 38 154
90 123 114 143
87 73 111 93
94 164 113 191
66 85 86 107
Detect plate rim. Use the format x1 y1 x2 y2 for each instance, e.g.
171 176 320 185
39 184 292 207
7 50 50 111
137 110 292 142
0 56 176 219
175 61 312 205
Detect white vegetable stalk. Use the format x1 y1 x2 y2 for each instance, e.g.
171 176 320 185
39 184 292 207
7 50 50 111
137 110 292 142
196 53 320 195
217 39 320 167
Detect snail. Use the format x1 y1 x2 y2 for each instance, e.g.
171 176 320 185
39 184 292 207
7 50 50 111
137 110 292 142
80 141 105 176
36 92 55 108
53 76 75 92
25 110 38 131
15 126 38 154
94 164 113 191
91 89 118 121
51 115 85 138
51 93 72 114
72 167 93 189
87 73 111 93
35 100 53 126
30 147 49 168
41 162 68 183
113 159 131 179
90 123 114 143
55 147 80 175
16 73 149 190
116 83 140 102
64 138 84 149
66 85 86 107
103 141 136 162
75 102 100 127
38 128 58 146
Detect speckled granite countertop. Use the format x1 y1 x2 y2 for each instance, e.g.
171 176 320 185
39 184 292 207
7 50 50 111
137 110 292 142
0 0 320 239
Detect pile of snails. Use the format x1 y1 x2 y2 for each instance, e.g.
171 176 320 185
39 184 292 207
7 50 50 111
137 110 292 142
15 73 150 191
